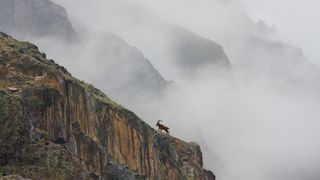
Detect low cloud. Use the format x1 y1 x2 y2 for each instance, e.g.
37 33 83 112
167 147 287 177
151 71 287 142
32 0 320 179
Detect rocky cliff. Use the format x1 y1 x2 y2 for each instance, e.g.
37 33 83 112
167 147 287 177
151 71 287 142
0 32 214 179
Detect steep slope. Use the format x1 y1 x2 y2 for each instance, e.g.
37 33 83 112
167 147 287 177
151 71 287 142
104 22 232 80
0 0 171 104
50 32 170 104
0 0 77 40
94 33 169 102
168 26 231 76
0 32 214 179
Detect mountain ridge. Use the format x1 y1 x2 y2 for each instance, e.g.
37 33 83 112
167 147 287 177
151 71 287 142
0 0 77 40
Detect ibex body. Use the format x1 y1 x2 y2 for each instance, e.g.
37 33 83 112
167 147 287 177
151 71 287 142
156 120 170 134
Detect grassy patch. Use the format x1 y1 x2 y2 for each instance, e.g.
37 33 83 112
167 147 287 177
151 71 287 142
38 148 66 179
78 80 122 108
92 92 120 108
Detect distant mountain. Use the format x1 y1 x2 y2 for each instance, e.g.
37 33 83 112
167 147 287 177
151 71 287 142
72 33 170 103
169 26 231 76
0 0 77 40
230 22 320 92
86 7 233 80
0 0 171 103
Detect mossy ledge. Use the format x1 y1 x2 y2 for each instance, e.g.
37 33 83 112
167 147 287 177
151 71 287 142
0 32 215 179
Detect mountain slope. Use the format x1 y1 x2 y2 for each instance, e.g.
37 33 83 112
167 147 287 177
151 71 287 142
0 32 214 179
168 26 231 76
0 0 171 104
53 32 170 103
0 0 77 40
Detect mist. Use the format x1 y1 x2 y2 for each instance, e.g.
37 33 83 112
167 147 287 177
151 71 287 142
239 0 320 65
27 0 320 179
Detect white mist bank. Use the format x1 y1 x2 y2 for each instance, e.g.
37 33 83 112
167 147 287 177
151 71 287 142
239 0 320 65
36 0 320 179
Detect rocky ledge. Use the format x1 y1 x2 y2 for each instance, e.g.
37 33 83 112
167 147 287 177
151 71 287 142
0 32 215 180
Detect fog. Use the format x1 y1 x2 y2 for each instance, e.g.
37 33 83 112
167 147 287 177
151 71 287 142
32 0 320 179
239 0 320 65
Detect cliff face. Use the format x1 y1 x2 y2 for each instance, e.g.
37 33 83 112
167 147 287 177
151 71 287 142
0 0 77 40
0 32 214 179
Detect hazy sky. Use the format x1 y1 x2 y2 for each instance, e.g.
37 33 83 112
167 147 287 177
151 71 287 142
239 0 320 64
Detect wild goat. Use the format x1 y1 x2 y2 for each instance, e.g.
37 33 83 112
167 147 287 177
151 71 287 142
33 73 47 84
156 120 170 134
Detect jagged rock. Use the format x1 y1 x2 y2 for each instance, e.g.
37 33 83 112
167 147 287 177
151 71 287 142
0 33 215 179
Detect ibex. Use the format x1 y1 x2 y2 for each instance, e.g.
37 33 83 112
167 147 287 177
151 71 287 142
156 120 170 134
33 73 47 84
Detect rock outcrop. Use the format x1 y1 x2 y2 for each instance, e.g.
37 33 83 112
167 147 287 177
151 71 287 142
0 0 77 40
0 32 214 179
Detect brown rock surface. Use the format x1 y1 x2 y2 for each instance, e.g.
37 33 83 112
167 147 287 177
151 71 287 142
0 32 215 180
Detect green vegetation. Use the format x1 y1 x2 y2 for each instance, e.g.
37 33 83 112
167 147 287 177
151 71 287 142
187 172 194 180
78 80 122 108
79 80 94 90
92 91 121 108
38 148 66 179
